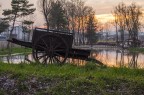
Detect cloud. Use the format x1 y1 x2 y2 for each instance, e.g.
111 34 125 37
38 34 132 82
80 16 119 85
86 0 144 15
96 14 114 23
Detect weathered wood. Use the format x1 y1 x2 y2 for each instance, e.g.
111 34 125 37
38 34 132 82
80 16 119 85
8 38 32 48
7 28 91 63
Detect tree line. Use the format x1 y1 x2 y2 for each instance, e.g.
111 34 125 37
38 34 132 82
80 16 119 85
38 0 99 45
113 2 143 47
0 0 143 47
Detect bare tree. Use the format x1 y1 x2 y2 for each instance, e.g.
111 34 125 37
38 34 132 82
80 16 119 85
113 2 143 47
126 3 143 47
64 0 77 45
112 10 119 45
113 2 126 48
65 0 77 31
65 0 94 45
38 0 53 30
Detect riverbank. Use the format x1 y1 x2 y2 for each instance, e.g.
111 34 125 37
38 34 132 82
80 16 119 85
1 46 141 56
129 47 144 53
0 62 143 95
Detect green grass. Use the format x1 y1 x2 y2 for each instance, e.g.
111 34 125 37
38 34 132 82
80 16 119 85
0 47 32 55
129 47 144 53
0 62 143 94
0 62 143 81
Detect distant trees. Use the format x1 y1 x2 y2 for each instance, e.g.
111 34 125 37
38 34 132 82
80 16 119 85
86 13 98 46
0 7 9 33
113 2 143 47
49 1 68 30
39 0 69 31
64 0 97 45
38 0 99 45
22 19 34 41
0 20 9 33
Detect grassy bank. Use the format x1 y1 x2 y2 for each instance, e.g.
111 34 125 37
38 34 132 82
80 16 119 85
0 47 31 55
0 62 143 95
128 47 144 53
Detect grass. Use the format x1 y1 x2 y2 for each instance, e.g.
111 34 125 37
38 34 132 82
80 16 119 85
0 62 143 94
128 47 144 53
0 47 32 55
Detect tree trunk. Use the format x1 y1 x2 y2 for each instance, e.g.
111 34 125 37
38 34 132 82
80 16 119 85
115 23 118 46
7 14 17 51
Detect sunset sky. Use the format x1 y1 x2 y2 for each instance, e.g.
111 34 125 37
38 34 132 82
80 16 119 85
0 0 144 25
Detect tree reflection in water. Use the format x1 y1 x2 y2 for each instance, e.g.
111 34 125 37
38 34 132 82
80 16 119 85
90 49 143 69
127 52 139 69
117 50 139 68
0 54 27 64
0 49 143 69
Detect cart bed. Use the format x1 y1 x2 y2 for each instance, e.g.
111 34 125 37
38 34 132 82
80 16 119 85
8 38 90 60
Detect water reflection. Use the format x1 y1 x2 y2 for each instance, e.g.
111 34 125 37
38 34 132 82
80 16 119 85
0 54 31 64
0 49 144 69
0 54 86 65
91 49 144 69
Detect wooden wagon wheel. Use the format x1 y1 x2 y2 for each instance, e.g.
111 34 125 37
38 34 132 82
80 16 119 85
32 33 69 64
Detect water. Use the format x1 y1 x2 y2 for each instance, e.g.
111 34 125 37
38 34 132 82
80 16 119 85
0 54 33 64
0 48 144 69
0 53 87 65
91 49 144 69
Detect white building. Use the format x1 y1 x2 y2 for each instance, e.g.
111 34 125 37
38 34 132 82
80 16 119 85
1 26 32 41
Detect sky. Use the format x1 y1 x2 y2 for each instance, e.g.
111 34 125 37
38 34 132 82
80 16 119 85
0 0 144 26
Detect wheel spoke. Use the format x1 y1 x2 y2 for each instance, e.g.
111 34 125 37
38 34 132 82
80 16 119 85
38 53 47 60
50 56 54 63
33 34 68 64
52 57 56 63
54 43 62 49
42 39 49 49
36 44 47 50
42 56 49 64
54 56 61 63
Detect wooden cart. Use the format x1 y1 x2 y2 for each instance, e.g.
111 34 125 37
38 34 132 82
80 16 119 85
8 28 92 64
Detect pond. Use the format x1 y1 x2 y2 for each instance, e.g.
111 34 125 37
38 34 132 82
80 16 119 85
0 48 144 69
91 49 144 69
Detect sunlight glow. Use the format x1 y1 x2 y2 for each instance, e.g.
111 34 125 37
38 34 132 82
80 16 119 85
96 14 115 23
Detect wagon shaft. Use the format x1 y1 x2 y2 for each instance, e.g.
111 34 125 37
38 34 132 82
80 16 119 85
7 38 33 48
68 49 91 60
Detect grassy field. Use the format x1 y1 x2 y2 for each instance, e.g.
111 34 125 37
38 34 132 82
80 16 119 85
0 47 31 55
0 62 143 95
